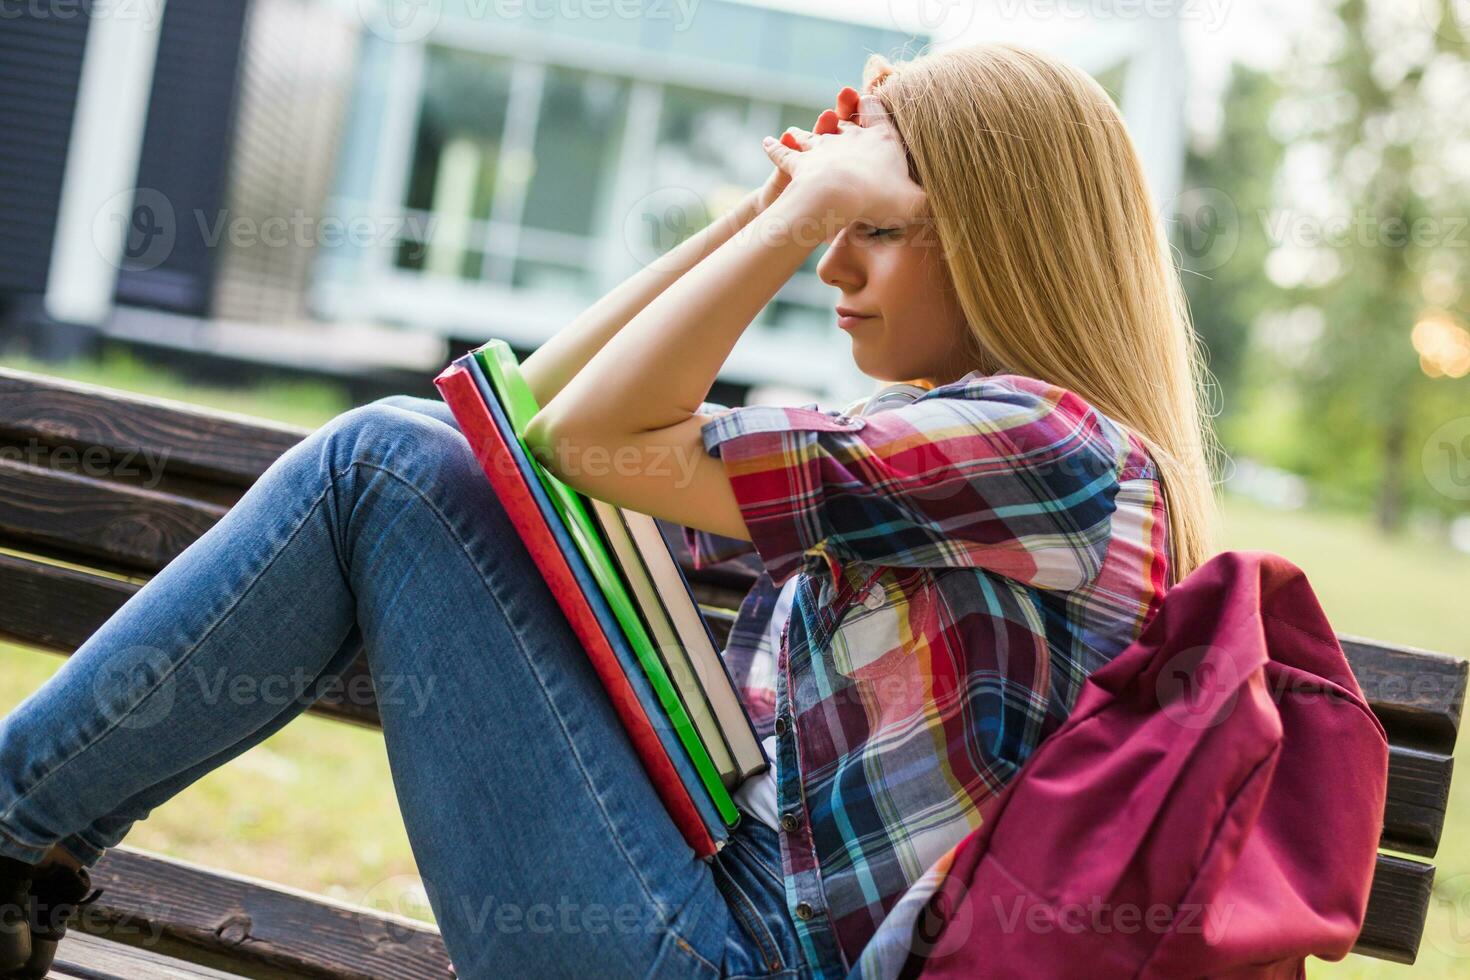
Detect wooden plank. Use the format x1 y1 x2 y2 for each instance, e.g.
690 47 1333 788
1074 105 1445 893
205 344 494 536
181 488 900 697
1382 745 1454 858
53 929 251 979
0 458 227 572
77 846 450 980
0 368 307 487
1340 636 1468 753
61 847 1446 973
1353 853 1435 964
0 552 142 651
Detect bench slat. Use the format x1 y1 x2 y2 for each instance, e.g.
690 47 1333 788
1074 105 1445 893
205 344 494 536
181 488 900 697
0 367 307 487
69 845 1432 972
54 930 251 979
1383 745 1454 857
0 458 227 571
1353 853 1435 964
80 845 451 980
1339 636 1467 754
0 551 142 651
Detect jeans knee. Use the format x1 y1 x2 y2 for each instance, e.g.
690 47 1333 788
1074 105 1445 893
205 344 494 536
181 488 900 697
315 399 485 510
321 400 457 466
372 393 434 415
373 394 460 431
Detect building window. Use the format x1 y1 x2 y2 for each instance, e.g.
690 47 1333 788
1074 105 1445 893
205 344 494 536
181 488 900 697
384 42 833 341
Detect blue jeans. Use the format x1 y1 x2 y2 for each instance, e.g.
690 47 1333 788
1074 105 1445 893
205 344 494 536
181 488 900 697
0 395 831 979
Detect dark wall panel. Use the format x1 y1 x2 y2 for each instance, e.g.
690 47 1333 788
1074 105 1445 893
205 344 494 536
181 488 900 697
115 0 251 315
0 13 92 296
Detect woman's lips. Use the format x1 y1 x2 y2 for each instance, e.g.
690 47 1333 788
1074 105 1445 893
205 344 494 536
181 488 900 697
837 313 875 330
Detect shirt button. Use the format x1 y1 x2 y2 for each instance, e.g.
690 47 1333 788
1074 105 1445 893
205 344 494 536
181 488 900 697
774 714 789 736
779 811 801 832
794 901 816 921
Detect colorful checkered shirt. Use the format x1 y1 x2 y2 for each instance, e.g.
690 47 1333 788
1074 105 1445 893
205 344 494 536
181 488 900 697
684 371 1171 978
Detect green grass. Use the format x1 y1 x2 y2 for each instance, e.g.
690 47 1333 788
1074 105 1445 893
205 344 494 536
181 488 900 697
2 355 1468 968
1221 497 1469 660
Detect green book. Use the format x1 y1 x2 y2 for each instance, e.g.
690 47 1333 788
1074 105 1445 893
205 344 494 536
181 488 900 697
472 340 740 825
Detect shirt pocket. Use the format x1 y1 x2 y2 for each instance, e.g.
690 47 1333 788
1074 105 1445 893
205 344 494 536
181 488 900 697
827 565 933 681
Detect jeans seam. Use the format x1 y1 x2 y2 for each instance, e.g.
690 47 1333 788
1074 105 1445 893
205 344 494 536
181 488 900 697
338 458 677 929
0 484 335 828
735 835 786 894
713 865 785 974
671 932 720 975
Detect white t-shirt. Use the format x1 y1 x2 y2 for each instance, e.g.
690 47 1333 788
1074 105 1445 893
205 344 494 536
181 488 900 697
732 574 800 830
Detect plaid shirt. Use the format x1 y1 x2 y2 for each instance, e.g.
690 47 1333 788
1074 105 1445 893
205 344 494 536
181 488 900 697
685 372 1171 978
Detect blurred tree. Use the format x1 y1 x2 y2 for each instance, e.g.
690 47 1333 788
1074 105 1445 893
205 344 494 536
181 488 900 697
1178 65 1286 408
1267 0 1470 531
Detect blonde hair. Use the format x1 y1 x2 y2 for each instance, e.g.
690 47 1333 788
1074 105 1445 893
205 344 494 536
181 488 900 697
863 43 1221 585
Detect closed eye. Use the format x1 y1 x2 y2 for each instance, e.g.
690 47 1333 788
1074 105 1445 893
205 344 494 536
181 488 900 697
865 226 902 239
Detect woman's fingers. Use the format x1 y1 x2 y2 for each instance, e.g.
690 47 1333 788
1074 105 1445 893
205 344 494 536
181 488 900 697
762 135 800 175
780 125 813 150
814 88 860 134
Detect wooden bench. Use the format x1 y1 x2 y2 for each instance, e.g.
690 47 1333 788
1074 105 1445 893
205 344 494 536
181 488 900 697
0 366 1462 975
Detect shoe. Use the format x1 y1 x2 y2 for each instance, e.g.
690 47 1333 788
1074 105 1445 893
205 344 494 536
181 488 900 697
14 861 104 978
0 857 34 972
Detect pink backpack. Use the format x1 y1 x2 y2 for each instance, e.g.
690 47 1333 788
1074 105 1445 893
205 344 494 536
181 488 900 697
898 550 1388 979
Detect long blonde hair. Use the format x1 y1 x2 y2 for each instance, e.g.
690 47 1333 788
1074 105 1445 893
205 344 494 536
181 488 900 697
866 43 1220 585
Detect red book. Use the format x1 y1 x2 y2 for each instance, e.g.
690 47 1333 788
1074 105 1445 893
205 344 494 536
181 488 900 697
435 359 720 857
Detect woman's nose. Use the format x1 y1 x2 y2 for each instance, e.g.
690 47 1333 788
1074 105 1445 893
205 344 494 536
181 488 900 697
817 235 863 290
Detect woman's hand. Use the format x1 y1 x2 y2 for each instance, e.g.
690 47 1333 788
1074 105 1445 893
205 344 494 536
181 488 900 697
760 90 925 233
752 87 864 212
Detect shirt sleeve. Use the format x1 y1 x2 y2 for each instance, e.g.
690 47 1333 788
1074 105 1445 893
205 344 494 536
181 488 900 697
680 400 759 568
696 376 1126 591
680 395 869 570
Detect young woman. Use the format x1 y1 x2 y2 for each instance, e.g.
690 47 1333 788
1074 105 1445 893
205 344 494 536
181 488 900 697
0 42 1216 980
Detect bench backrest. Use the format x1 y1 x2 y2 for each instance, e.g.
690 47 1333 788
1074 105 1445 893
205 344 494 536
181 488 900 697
0 366 1460 965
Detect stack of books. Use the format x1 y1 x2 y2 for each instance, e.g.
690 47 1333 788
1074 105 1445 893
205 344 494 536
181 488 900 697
434 340 768 858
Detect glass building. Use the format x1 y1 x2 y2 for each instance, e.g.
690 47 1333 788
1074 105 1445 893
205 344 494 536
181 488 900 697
311 2 930 400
